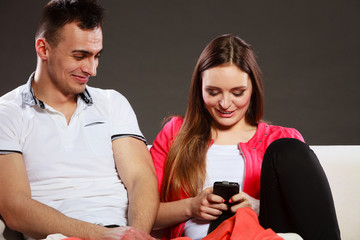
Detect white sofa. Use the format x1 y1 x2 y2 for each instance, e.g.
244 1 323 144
1 145 359 240
310 145 360 240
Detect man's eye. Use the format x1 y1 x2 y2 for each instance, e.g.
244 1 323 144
74 55 85 60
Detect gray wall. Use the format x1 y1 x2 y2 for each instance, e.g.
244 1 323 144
1 0 359 145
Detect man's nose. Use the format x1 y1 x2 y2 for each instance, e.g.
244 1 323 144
83 58 98 76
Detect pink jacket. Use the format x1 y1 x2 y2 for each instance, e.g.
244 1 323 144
150 117 304 239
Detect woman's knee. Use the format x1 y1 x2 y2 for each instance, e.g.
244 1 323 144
263 138 319 171
266 138 308 155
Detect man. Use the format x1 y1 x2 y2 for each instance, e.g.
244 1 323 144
0 0 159 239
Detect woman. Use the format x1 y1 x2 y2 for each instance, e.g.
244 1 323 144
150 34 340 240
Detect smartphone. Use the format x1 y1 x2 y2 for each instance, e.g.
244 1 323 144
208 181 240 234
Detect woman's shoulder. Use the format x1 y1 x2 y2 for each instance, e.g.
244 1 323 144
259 122 299 131
153 116 184 142
163 116 184 131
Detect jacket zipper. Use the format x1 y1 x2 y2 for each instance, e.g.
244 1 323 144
238 143 246 192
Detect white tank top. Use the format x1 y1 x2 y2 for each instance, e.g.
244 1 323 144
183 144 245 239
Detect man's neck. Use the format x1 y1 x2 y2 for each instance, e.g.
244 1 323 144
33 70 78 124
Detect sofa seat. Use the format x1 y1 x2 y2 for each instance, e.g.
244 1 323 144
1 145 359 240
310 145 360 240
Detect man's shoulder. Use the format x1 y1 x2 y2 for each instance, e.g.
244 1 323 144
0 85 26 111
0 84 25 100
0 85 28 128
86 86 127 102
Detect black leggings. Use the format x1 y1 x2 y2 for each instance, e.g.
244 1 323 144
258 138 341 240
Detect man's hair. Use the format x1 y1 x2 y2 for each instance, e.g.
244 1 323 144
35 0 105 46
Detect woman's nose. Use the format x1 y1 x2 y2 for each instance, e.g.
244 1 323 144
219 95 231 109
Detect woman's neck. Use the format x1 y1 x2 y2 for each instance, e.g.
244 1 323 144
211 122 257 145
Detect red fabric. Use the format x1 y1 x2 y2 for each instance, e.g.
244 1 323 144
151 117 304 239
202 208 282 240
171 208 283 240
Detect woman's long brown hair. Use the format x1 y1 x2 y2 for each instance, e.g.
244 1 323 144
161 34 264 202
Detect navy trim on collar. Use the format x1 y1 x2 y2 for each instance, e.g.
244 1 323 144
79 88 93 105
29 82 46 109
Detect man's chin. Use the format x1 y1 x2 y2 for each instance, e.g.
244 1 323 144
73 84 87 94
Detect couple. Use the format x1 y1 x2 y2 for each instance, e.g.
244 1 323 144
0 0 340 240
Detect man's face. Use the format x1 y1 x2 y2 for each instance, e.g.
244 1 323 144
46 22 103 96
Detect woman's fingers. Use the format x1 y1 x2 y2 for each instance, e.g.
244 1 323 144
229 192 251 213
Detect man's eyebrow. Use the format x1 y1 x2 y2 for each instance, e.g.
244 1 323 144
71 49 103 56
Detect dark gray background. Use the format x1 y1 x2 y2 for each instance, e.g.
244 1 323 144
1 1 359 145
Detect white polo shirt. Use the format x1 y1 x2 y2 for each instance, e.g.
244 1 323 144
0 73 146 226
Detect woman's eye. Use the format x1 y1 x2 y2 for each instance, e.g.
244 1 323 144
207 89 219 96
233 91 244 97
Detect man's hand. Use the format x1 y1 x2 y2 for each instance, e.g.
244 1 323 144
100 226 155 240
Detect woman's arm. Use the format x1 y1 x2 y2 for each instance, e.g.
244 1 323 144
153 187 227 229
151 118 226 229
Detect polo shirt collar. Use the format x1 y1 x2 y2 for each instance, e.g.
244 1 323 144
22 72 93 109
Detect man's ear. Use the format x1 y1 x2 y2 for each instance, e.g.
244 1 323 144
35 38 49 60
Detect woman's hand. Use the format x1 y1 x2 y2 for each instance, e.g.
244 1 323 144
228 192 252 213
189 187 228 220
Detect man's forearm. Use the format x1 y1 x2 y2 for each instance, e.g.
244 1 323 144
2 197 106 239
127 177 159 233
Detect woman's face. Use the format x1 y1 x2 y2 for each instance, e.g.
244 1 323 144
202 64 253 130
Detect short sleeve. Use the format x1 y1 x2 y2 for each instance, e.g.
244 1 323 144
0 102 23 154
108 90 146 143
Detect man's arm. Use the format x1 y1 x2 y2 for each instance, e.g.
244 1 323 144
113 137 159 233
0 153 107 239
